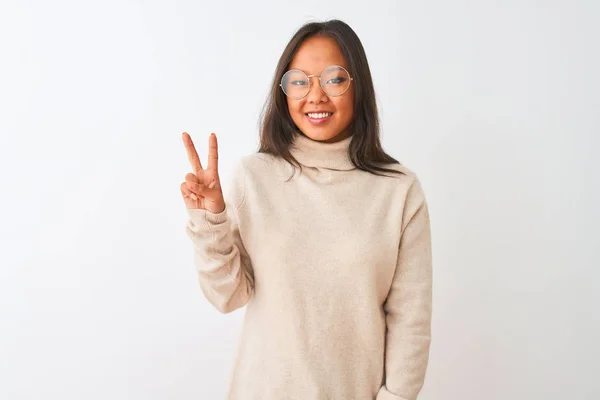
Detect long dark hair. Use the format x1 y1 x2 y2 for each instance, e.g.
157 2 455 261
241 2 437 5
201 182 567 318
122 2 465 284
258 19 404 177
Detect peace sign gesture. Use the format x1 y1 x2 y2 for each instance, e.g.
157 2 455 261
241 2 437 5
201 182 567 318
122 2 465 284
180 132 226 213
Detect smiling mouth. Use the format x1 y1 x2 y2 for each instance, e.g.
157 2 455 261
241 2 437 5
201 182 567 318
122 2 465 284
305 112 333 125
305 112 333 119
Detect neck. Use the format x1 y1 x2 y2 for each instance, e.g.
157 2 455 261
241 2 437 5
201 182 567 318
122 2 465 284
289 131 355 171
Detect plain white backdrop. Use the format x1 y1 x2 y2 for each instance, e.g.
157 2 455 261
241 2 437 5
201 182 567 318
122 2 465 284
1 0 598 399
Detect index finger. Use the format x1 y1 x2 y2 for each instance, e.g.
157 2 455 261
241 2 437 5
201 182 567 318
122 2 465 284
207 133 219 172
182 132 203 174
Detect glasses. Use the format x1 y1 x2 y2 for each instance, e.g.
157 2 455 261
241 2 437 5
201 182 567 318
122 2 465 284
280 65 353 100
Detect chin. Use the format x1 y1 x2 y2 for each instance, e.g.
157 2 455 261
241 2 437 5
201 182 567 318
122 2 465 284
300 126 351 143
299 130 334 141
300 129 325 138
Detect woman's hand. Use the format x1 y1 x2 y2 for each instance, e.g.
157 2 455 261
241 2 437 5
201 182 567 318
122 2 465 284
180 132 226 213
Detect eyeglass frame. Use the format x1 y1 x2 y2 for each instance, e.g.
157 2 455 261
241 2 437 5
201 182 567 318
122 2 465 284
279 65 354 100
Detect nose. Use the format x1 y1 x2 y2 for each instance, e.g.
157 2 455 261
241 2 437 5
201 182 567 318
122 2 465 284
306 76 328 104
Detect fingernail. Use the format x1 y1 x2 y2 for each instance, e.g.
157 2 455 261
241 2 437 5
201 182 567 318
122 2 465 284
208 181 216 189
190 193 197 200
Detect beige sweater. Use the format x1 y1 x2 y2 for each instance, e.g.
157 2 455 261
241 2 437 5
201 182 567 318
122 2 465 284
185 132 432 400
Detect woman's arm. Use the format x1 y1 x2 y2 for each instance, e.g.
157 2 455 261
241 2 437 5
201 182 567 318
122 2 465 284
185 160 254 314
377 177 433 400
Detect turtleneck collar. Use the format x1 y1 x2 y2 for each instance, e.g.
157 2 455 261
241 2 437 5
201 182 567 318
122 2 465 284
289 132 356 171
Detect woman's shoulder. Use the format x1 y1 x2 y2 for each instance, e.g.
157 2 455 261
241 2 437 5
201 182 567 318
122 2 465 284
239 152 278 166
376 161 428 200
235 152 291 181
379 161 417 177
237 152 282 173
374 161 421 186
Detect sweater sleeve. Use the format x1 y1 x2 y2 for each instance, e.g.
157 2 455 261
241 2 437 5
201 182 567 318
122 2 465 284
376 177 433 400
185 160 254 314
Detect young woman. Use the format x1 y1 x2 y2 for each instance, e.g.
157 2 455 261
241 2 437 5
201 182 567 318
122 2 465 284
180 19 432 400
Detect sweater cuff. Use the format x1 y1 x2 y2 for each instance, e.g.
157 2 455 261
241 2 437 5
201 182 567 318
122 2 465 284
376 386 410 400
186 206 229 230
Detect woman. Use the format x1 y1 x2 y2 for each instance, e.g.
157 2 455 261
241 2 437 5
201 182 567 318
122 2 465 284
180 19 432 400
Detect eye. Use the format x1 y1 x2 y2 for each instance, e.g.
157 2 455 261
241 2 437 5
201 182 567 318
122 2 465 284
325 77 346 84
290 80 308 86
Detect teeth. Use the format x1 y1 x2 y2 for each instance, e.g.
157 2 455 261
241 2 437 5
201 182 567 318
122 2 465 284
307 112 332 119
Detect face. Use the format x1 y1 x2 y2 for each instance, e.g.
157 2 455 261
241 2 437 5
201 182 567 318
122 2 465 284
285 36 354 143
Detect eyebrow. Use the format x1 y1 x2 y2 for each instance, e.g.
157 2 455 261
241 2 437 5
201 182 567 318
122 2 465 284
286 64 349 74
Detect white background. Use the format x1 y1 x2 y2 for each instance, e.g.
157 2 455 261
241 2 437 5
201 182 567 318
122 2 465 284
1 0 598 399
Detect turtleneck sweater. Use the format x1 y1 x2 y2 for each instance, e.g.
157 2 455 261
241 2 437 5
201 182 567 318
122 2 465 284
185 132 432 400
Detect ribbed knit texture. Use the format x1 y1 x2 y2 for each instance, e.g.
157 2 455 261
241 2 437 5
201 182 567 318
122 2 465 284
185 132 432 400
